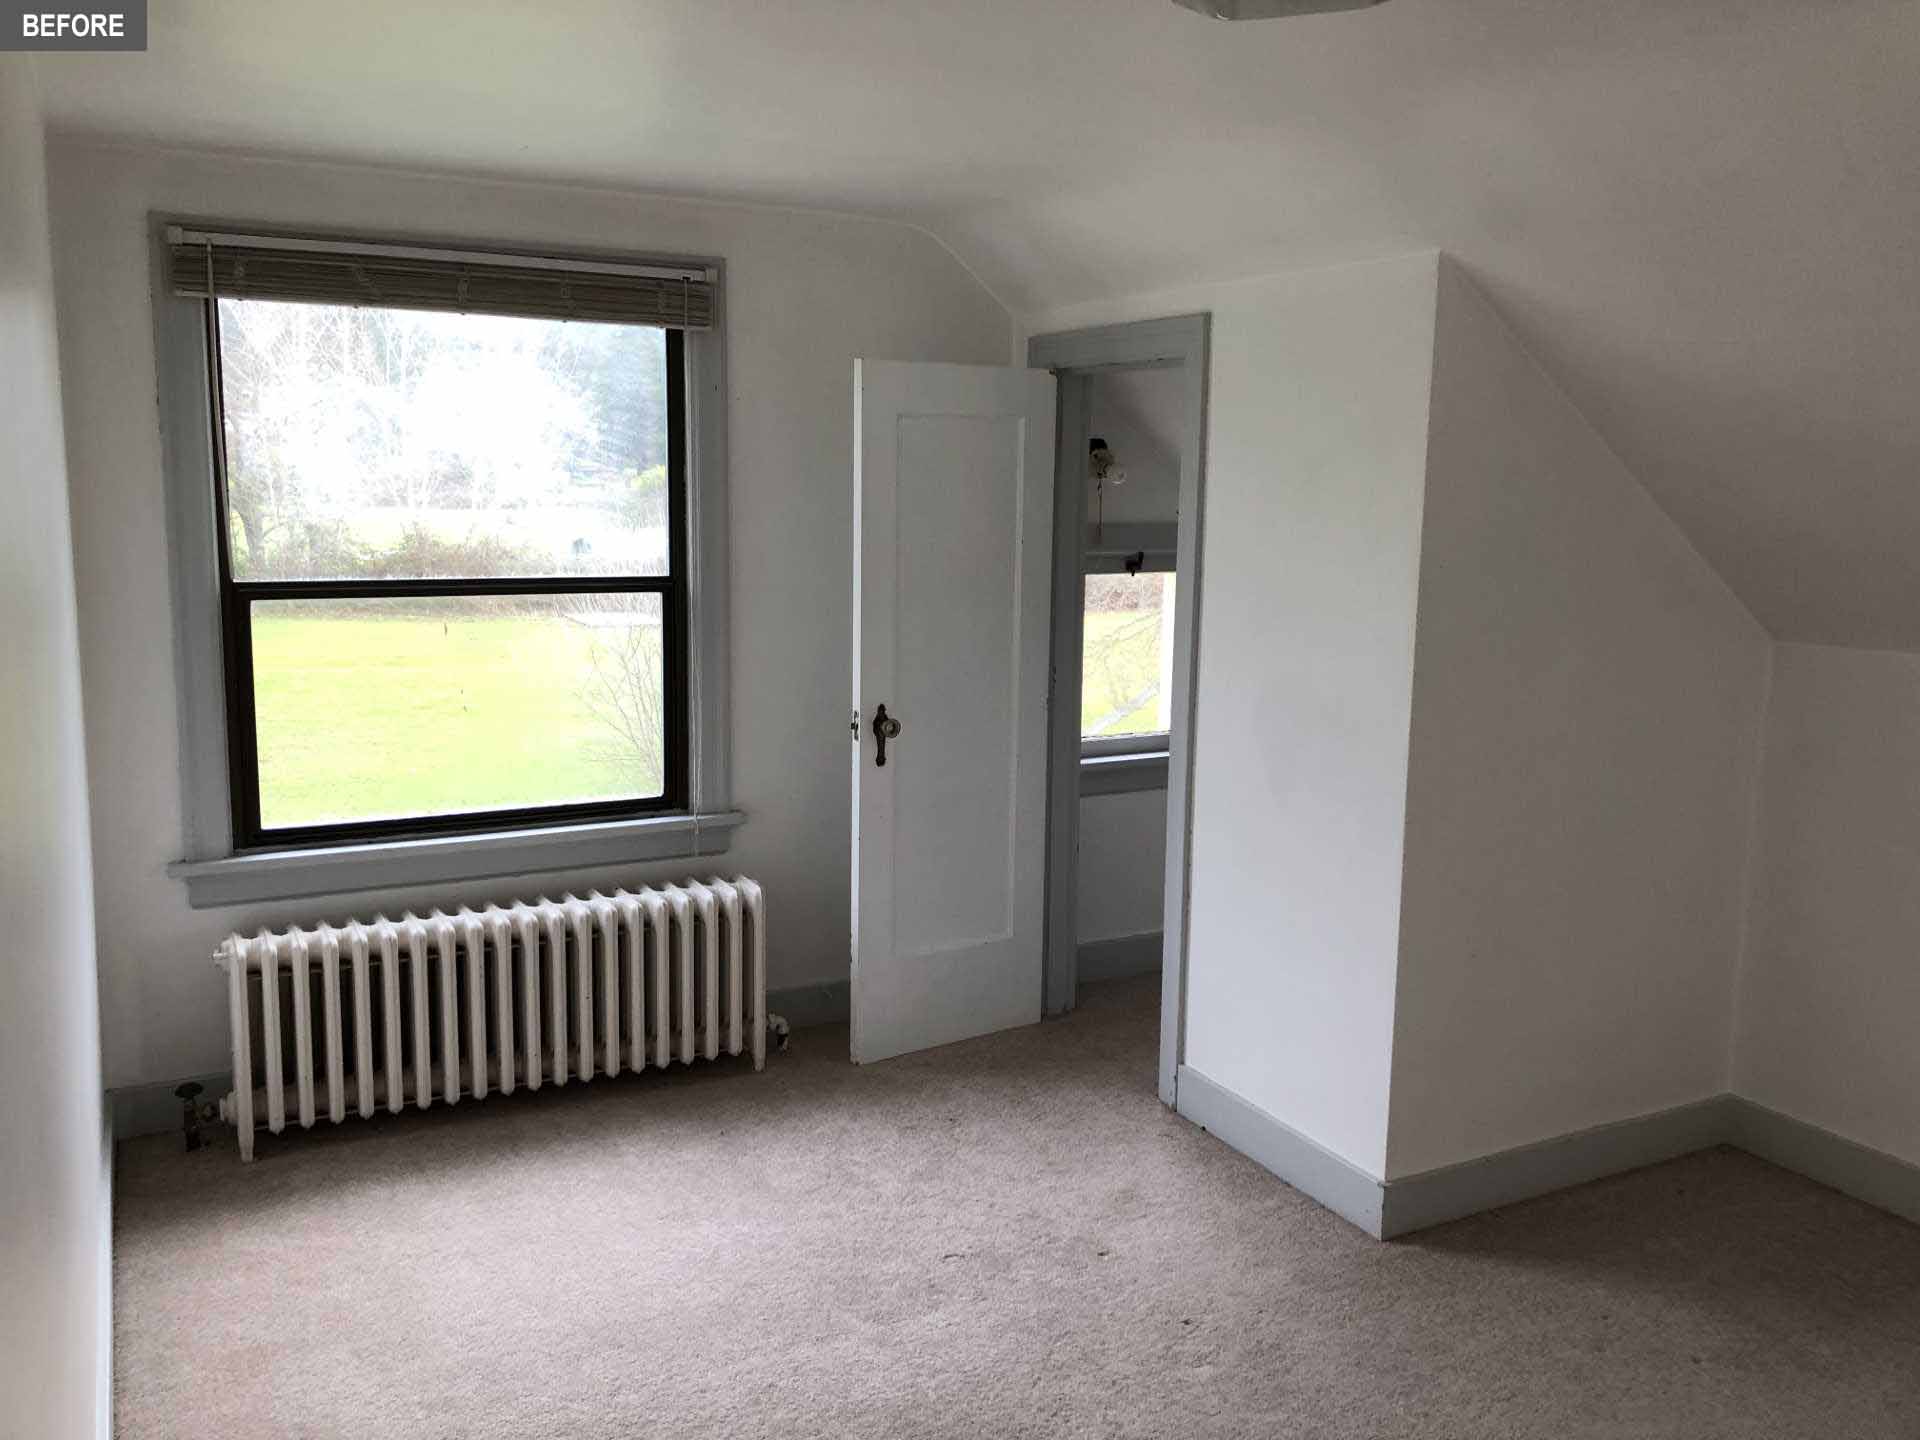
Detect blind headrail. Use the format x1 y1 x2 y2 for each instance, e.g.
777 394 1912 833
166 226 717 330
165 227 714 284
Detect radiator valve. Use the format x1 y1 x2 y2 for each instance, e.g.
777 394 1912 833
175 1081 205 1152
768 1013 791 1052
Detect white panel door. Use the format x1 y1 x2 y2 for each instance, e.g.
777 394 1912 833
852 360 1057 1063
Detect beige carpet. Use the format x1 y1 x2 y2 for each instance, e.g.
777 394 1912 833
115 975 1920 1439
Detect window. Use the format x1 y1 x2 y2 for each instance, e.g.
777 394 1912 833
213 301 686 844
1081 569 1176 753
160 226 734 893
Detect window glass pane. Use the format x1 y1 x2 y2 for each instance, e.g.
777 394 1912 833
1082 571 1176 740
216 299 670 580
251 593 665 829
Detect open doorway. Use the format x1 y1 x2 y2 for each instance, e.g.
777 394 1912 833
1078 370 1182 992
1029 317 1209 1106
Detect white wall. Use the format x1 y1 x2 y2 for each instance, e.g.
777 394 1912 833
1386 261 1770 1178
1033 252 1784 1186
47 140 1010 1094
1033 252 1442 1177
1735 643 1920 1167
1086 366 1182 531
0 60 111 1440
1077 789 1166 945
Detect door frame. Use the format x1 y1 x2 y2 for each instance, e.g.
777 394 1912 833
1028 314 1210 1107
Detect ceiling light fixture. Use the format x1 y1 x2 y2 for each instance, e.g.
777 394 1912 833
1170 0 1389 17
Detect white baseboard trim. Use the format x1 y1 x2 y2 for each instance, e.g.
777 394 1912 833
769 979 851 1030
110 1020 1920 1239
1729 1097 1920 1227
1380 1096 1738 1238
1077 931 1163 985
1176 1064 1386 1236
1174 1074 1920 1241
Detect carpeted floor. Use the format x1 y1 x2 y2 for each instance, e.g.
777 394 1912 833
115 975 1920 1439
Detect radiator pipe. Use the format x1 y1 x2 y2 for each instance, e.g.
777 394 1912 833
217 1023 783 1130
175 1081 204 1151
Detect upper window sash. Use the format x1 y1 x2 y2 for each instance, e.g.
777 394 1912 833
207 300 682 586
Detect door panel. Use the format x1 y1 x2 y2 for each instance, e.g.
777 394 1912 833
852 361 1057 1064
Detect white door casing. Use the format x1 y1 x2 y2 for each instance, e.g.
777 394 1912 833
851 360 1058 1063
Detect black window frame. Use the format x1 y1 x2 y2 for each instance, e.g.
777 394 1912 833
202 301 692 851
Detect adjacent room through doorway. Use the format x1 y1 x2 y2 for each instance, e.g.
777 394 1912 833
1032 316 1210 1105
1074 364 1185 1013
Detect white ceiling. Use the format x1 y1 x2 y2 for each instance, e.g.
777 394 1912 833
35 0 1920 646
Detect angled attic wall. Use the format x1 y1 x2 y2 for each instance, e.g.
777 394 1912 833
1029 252 1768 1191
1385 259 1770 1180
0 59 111 1440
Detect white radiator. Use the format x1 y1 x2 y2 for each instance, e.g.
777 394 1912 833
214 878 765 1161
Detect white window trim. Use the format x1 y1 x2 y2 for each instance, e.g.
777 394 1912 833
1082 732 1169 759
1080 731 1170 795
1079 749 1170 796
149 216 737 909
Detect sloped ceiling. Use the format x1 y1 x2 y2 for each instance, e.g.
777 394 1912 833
35 0 1920 646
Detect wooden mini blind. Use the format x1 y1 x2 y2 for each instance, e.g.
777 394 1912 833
167 227 715 330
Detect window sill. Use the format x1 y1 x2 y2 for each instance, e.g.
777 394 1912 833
168 810 747 910
1079 751 1170 796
